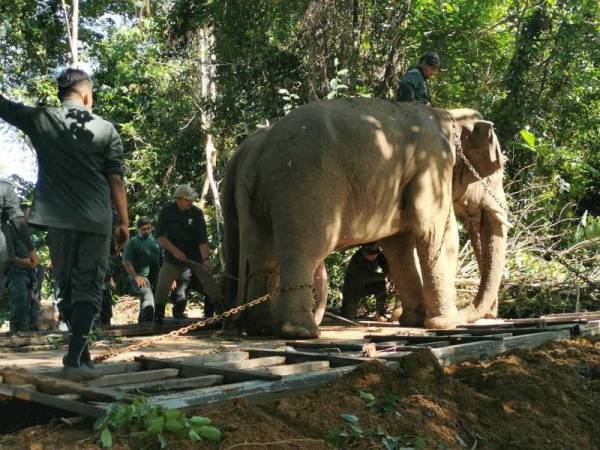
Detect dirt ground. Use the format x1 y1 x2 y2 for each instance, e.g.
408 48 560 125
1 334 599 450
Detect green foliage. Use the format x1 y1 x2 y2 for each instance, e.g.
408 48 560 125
326 412 425 450
359 390 402 416
93 398 221 449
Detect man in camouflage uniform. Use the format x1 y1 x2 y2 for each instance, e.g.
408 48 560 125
396 51 441 105
7 202 41 332
0 68 129 380
341 245 390 321
0 183 38 322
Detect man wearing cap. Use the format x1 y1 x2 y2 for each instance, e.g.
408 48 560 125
153 185 224 323
341 245 390 321
0 183 38 325
7 202 42 332
395 51 441 105
122 217 161 323
0 68 129 380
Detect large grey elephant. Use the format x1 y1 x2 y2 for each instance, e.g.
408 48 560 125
223 98 508 339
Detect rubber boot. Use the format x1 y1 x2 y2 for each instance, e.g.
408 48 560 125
154 303 166 325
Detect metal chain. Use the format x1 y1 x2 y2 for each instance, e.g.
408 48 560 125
450 117 510 215
93 284 314 363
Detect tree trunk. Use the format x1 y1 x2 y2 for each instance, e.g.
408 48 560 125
197 26 225 268
60 0 79 66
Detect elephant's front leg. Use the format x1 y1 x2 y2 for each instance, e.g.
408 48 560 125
380 233 426 326
413 193 460 329
273 251 320 339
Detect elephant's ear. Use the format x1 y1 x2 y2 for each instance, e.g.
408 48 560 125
464 120 502 178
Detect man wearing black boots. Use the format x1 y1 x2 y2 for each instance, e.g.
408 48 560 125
0 68 129 380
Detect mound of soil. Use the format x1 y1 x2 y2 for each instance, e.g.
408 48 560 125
2 337 600 450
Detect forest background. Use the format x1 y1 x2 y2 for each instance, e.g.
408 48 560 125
1 0 598 318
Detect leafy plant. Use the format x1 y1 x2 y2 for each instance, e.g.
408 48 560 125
93 398 221 449
326 412 425 450
359 390 402 416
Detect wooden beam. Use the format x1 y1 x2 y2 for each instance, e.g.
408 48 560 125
243 348 373 367
0 368 134 402
366 334 505 344
0 383 106 418
261 361 330 376
158 351 249 366
135 356 281 382
216 356 286 370
34 362 143 378
431 330 571 366
149 365 357 409
88 368 179 387
576 321 600 337
117 375 224 393
430 340 503 367
501 330 570 351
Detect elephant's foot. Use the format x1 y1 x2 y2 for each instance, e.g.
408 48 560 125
278 314 320 339
390 306 403 322
245 319 275 336
425 313 460 330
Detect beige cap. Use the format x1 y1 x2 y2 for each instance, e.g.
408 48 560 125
174 184 197 201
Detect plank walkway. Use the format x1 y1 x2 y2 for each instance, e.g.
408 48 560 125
0 315 598 418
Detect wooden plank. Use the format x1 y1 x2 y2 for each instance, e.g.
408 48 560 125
34 362 143 378
12 383 38 391
117 375 224 393
501 330 571 351
0 383 106 418
431 330 571 366
366 334 505 344
431 340 503 367
216 356 287 370
88 368 179 387
0 368 134 402
0 335 64 348
135 356 281 383
261 361 330 376
57 393 82 401
243 348 373 367
576 321 600 337
149 365 357 409
144 351 250 367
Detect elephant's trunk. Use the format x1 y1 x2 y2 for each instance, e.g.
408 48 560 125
462 210 507 321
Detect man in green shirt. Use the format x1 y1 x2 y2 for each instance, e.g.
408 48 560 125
395 51 441 105
122 217 161 323
0 69 129 380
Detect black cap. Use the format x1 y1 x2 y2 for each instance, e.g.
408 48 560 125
362 245 382 256
419 51 441 68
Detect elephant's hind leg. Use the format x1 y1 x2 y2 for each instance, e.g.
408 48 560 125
245 239 279 336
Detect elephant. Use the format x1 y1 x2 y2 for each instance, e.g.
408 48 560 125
223 98 508 339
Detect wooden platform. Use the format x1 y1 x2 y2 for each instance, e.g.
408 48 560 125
1 315 598 418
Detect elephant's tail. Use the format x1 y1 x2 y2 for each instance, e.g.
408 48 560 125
222 148 243 308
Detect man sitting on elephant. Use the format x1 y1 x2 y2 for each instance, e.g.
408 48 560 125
341 245 390 321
